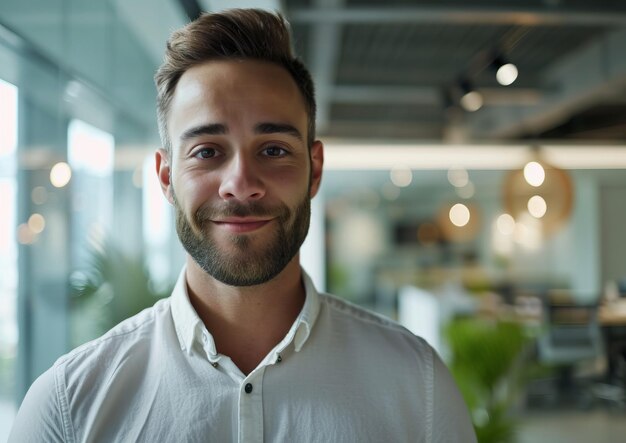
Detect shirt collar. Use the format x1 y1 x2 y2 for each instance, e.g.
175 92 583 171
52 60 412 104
291 270 320 352
170 267 321 357
170 267 206 356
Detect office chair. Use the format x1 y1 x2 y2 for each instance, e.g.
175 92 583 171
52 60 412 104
536 301 604 405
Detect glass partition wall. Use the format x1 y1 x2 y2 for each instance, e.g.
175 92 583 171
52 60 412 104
0 1 173 435
0 77 19 440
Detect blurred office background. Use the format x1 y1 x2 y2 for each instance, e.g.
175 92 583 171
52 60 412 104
1 0 626 441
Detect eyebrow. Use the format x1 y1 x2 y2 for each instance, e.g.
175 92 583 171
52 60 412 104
254 122 303 141
179 123 227 142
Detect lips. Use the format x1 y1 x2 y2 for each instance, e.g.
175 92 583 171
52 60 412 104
212 217 273 233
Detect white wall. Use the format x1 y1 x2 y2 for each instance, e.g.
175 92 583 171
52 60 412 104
600 184 626 288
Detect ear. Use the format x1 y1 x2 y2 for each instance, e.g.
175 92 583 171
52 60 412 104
309 140 324 199
155 149 174 205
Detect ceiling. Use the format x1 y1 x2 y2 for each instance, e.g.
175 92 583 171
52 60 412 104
282 0 626 142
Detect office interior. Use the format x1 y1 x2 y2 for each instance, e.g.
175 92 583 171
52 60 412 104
1 1 626 441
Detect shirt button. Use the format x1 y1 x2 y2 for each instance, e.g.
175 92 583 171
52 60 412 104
244 383 253 394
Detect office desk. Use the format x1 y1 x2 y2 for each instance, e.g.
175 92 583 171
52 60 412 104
599 300 626 326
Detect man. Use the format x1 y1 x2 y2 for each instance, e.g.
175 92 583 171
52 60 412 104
10 9 476 442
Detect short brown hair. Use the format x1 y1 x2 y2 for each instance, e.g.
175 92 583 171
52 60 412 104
154 8 316 154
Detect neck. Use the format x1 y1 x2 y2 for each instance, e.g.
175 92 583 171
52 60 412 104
185 255 305 375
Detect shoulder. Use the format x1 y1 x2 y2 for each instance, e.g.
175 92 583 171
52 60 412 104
63 298 169 360
52 298 172 408
319 292 420 336
9 367 65 442
318 292 433 358
316 294 476 441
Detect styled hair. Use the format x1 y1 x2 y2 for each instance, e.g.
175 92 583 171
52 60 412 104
154 8 316 154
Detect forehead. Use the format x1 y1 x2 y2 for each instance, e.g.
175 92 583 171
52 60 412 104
168 60 307 138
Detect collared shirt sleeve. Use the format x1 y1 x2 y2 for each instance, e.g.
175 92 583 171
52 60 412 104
9 366 69 443
431 349 477 443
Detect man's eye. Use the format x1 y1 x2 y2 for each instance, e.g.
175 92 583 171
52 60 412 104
195 148 217 159
263 146 287 157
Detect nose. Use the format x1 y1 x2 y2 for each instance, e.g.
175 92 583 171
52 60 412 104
218 154 266 202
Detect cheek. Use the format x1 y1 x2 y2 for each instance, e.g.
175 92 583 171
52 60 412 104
174 172 219 212
267 162 310 188
268 171 309 205
276 182 311 213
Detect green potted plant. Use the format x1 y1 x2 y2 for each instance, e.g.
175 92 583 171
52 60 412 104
70 241 171 347
445 318 530 443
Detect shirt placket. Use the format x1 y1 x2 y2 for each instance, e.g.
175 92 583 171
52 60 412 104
238 366 265 443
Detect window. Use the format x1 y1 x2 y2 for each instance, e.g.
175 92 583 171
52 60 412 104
142 154 173 288
0 78 18 439
67 119 114 260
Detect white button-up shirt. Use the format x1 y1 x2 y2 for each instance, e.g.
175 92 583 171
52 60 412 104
10 269 476 442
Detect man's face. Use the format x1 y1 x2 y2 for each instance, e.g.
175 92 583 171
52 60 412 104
156 60 323 286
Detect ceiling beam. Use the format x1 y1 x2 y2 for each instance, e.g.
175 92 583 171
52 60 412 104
329 85 542 106
332 86 440 105
308 0 345 134
289 6 626 26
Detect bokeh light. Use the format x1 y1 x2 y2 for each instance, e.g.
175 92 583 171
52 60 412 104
27 213 45 234
496 213 516 235
50 162 72 188
390 166 413 188
449 203 470 227
528 195 547 218
496 63 518 86
31 186 48 205
523 161 545 187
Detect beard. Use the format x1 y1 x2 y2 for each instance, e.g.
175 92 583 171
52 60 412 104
172 189 311 287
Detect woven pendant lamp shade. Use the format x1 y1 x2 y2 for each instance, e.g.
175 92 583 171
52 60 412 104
502 159 573 235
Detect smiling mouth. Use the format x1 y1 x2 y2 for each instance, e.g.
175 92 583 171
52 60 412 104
212 218 273 233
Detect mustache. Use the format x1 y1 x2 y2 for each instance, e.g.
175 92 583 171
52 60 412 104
195 201 285 223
